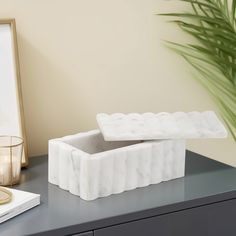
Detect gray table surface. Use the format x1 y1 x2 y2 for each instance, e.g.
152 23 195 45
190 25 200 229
0 151 235 236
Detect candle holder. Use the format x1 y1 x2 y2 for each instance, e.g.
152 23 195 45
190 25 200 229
0 136 23 186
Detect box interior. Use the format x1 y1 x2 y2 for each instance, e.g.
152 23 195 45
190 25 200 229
64 132 141 154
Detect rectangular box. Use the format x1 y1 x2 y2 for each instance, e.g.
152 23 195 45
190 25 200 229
49 130 186 201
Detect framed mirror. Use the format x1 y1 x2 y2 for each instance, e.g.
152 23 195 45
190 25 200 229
0 19 28 167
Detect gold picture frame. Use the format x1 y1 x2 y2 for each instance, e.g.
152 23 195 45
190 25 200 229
0 19 28 167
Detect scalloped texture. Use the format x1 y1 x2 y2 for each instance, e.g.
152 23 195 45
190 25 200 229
96 111 228 141
48 130 186 201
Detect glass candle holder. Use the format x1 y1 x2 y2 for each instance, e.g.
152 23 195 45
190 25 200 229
0 136 23 186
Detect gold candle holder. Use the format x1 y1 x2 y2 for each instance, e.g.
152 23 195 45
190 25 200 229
0 136 23 186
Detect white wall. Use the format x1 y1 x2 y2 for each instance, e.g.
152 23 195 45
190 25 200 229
0 0 235 165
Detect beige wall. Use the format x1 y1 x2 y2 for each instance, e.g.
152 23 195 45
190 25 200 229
0 0 235 165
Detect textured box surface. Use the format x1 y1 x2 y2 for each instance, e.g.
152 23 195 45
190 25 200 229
96 111 227 141
48 130 186 201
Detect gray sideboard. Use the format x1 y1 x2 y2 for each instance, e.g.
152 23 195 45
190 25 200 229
0 151 236 236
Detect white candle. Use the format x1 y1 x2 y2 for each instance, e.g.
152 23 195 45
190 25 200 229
0 156 20 186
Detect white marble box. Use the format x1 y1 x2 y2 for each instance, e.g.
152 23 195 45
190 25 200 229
49 130 186 201
96 111 228 141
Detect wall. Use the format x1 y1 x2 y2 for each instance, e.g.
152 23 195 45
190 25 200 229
0 0 235 165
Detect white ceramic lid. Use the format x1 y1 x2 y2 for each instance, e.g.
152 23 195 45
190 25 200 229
96 111 228 141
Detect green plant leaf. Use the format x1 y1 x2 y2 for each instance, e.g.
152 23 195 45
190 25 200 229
159 0 236 140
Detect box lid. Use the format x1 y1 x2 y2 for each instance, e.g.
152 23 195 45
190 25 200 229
96 111 228 141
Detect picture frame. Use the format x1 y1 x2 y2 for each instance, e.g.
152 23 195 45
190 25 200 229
0 19 28 167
